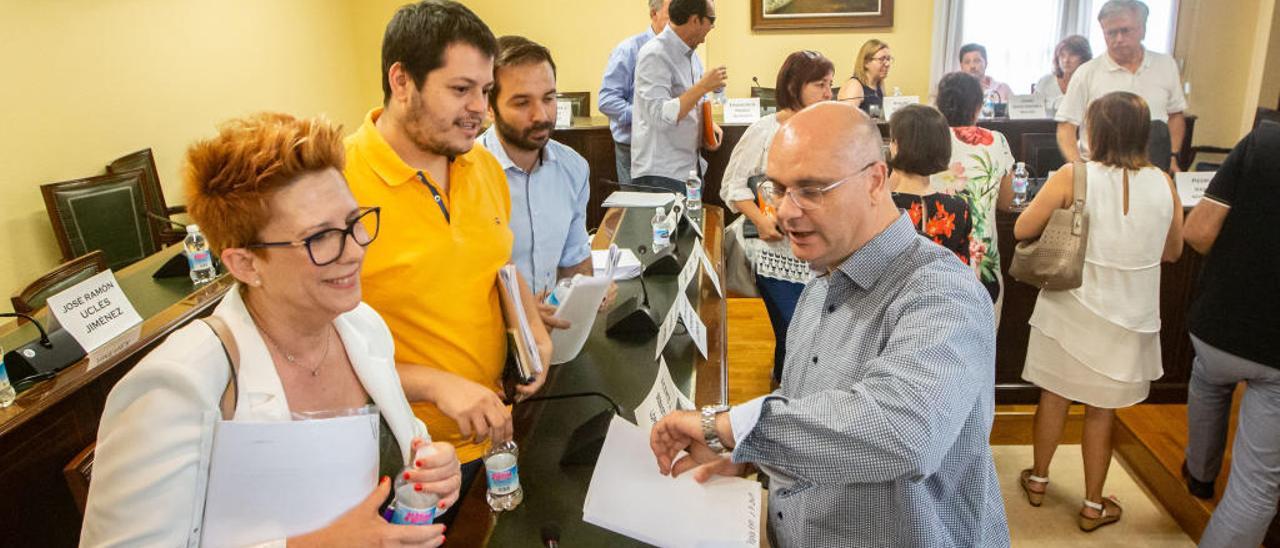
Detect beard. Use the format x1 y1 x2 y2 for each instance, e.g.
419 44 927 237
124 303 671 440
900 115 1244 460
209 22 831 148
403 90 479 158
494 110 554 152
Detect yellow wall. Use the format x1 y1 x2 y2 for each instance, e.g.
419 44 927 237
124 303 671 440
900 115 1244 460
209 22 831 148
1260 3 1280 111
1177 0 1277 147
0 0 369 301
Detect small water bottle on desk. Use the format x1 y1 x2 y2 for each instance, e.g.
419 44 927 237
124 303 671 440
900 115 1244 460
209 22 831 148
1011 162 1030 211
0 345 15 408
684 170 702 211
184 225 217 286
651 207 671 250
484 439 523 511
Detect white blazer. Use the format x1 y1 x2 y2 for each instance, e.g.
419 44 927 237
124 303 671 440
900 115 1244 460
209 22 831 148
80 286 426 547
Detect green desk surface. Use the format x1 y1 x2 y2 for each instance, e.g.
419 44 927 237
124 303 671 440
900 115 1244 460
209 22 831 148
472 206 727 546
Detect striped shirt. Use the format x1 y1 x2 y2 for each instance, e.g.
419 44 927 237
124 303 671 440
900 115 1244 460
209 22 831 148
729 215 1010 547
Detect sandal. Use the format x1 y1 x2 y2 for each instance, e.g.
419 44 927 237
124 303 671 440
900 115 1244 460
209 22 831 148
1077 496 1122 532
1019 469 1049 507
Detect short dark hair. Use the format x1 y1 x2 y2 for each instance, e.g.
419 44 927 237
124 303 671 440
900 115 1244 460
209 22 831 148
775 51 834 112
888 105 952 176
669 0 710 25
490 35 558 111
959 43 987 63
380 0 498 104
1086 91 1152 170
935 72 984 127
1053 35 1093 78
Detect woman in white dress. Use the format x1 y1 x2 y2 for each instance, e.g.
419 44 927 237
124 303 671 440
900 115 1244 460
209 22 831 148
1032 35 1092 114
720 50 833 383
1014 92 1184 532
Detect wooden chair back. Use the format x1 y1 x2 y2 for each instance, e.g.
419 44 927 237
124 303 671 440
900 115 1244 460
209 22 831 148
11 250 108 314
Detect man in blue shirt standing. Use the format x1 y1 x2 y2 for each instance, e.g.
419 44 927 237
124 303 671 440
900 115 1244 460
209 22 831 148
598 0 682 184
479 36 614 327
631 0 726 193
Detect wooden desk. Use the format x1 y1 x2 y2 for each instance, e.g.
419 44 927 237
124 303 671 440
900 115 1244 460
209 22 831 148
557 117 1202 405
448 206 728 546
0 246 231 546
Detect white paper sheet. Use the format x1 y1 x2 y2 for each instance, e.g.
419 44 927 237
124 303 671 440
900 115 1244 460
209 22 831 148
1008 95 1049 120
677 295 709 359
1175 171 1214 207
593 249 643 280
200 413 380 547
46 270 143 353
693 243 723 298
499 264 544 374
583 416 761 548
634 357 696 429
655 292 688 360
550 274 612 364
603 191 677 208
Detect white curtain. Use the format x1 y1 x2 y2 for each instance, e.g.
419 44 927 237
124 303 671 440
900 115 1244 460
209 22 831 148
929 0 966 97
1058 0 1094 40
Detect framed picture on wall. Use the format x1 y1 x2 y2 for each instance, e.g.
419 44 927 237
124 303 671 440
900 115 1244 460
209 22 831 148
752 0 894 30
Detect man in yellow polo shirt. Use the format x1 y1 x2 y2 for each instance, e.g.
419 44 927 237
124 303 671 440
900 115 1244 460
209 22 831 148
344 0 551 525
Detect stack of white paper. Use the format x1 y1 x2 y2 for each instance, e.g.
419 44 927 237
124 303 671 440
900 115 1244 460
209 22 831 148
602 191 677 209
592 248 642 280
583 416 761 548
499 264 544 375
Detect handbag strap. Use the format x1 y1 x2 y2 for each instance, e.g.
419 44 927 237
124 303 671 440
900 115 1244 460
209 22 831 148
1070 161 1088 235
200 316 240 420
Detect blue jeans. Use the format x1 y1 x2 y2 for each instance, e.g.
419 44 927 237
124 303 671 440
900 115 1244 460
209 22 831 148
755 275 804 383
1186 335 1280 548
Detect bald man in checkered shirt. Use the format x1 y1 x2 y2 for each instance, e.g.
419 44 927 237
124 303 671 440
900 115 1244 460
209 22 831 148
651 101 1010 547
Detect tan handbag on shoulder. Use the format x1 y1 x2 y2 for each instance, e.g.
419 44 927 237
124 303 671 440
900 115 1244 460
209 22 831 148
1009 161 1089 290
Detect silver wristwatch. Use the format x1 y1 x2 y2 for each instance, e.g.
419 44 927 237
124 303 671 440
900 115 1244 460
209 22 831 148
701 404 731 453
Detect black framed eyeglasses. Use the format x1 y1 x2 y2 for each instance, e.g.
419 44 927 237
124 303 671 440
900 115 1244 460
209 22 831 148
246 207 381 266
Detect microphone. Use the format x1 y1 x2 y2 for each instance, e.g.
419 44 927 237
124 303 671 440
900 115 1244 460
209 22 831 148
605 247 660 341
540 524 561 548
752 76 762 89
0 312 87 386
146 211 187 229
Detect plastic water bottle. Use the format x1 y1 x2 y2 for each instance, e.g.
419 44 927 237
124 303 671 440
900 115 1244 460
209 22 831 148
652 207 671 250
981 91 996 119
545 277 574 307
184 225 217 286
484 440 523 511
684 170 702 211
1011 162 1030 210
389 444 442 525
0 345 15 408
893 86 902 96
713 86 727 104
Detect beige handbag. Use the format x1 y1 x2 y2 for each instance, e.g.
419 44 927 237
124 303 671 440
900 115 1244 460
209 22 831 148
1009 161 1089 290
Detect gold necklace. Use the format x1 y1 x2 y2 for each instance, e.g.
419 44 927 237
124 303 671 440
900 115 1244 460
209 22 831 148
247 305 333 377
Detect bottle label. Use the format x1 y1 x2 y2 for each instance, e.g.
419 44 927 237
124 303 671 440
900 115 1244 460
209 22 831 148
187 250 213 269
390 503 436 525
1012 180 1028 192
485 461 520 495
654 228 670 245
686 186 701 202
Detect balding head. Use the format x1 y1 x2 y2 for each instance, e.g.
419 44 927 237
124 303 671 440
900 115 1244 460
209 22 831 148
766 101 898 271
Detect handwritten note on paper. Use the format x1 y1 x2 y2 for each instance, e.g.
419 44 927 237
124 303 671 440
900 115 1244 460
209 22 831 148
654 291 688 360
583 416 762 548
46 270 143 353
634 357 695 429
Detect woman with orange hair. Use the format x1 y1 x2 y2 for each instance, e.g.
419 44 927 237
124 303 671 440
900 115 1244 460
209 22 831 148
81 113 457 546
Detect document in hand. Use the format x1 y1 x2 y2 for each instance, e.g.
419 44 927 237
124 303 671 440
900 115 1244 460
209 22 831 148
549 273 612 365
497 264 544 379
200 413 380 547
583 416 762 547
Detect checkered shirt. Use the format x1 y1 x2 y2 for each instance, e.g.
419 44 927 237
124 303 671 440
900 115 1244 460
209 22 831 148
731 215 1010 548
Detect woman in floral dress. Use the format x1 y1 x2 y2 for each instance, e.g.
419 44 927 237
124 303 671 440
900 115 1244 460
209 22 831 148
932 71 1015 314
887 104 974 265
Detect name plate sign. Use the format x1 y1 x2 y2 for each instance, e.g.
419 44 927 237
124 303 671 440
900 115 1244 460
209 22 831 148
1175 171 1214 207
881 95 920 121
555 100 574 129
47 270 143 353
723 98 762 124
1008 95 1048 120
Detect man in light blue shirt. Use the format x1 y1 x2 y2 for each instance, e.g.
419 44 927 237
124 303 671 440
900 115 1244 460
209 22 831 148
631 0 726 193
598 0 685 184
650 103 1009 547
477 36 597 328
